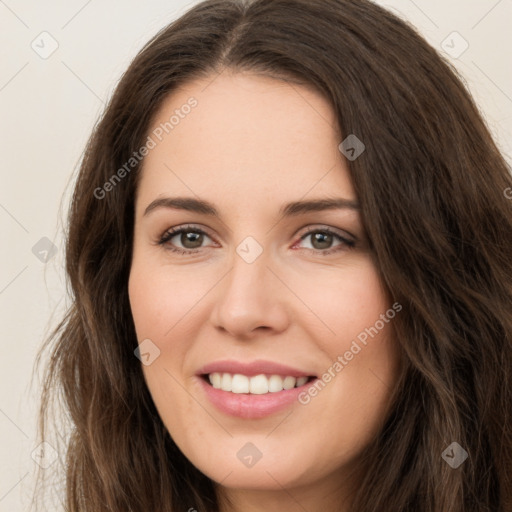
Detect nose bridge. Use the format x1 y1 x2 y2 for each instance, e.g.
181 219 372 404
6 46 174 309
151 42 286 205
223 237 272 308
211 235 288 336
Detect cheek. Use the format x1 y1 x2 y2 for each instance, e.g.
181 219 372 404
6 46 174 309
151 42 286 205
292 257 391 343
294 259 400 431
128 265 205 441
128 261 215 410
128 262 209 341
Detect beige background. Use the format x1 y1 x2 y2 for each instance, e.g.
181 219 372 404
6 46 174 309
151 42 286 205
0 0 511 510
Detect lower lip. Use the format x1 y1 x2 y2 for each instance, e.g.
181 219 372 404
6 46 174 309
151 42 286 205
198 376 316 419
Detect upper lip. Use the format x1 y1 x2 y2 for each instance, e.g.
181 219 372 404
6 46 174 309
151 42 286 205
197 359 317 378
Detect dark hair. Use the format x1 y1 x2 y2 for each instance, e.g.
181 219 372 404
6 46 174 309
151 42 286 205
35 0 512 510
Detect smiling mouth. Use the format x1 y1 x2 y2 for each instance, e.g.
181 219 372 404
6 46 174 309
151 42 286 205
202 372 316 394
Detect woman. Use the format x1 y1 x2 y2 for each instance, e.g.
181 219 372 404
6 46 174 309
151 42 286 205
35 0 512 510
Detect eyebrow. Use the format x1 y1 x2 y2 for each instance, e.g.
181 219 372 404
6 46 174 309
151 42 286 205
143 196 360 218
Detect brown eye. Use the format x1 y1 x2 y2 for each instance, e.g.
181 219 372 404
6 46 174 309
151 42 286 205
178 231 204 249
158 226 214 254
310 232 334 250
296 227 356 255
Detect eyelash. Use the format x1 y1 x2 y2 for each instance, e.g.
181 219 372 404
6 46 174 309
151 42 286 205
157 224 356 256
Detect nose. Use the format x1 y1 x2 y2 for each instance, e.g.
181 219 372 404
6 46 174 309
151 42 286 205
210 246 290 339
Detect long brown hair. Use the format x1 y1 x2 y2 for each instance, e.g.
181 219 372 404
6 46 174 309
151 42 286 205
34 0 512 510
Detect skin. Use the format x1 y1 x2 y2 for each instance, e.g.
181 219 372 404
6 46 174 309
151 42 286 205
128 70 402 512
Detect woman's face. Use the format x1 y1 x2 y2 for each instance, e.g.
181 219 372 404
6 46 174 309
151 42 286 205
129 71 401 505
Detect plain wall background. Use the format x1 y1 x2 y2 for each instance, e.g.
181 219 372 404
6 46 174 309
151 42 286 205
0 0 511 510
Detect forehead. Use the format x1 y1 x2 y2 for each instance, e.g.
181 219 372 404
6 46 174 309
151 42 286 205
136 71 356 212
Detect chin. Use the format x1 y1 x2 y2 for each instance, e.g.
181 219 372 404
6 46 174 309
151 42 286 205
176 433 344 491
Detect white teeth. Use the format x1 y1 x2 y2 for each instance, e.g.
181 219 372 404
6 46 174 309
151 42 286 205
296 376 308 387
207 372 310 394
221 373 232 391
268 375 284 392
231 374 250 394
249 374 269 394
283 376 296 390
210 372 222 389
